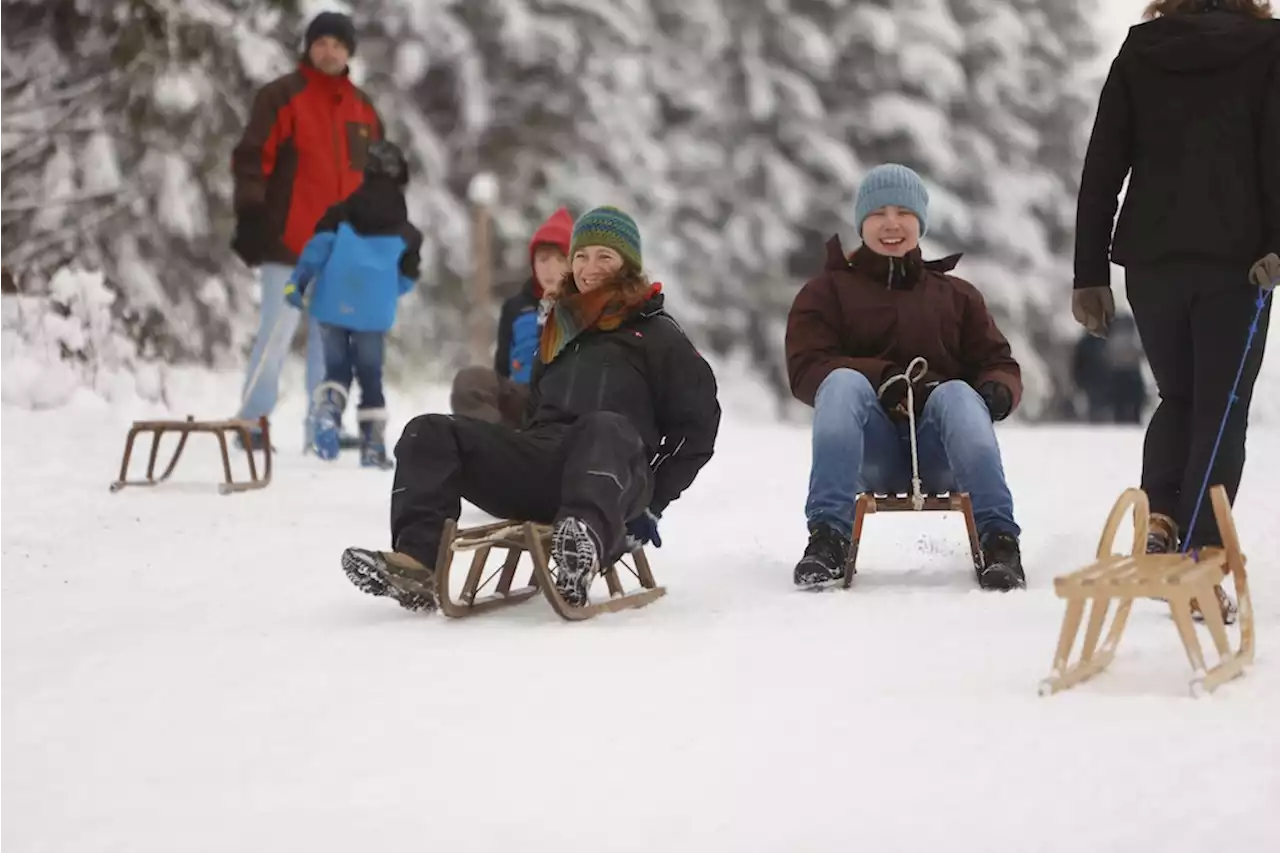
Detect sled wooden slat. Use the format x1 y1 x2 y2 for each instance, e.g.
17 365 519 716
109 415 272 495
845 491 983 587
1040 485 1254 698
434 518 664 621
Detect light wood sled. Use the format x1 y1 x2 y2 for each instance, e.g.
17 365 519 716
433 518 665 621
845 491 983 587
109 415 272 495
1040 485 1254 697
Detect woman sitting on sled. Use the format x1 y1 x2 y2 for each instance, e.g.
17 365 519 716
340 205 722 610
785 164 1026 592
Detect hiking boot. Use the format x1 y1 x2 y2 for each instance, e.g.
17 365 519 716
340 547 437 612
1146 513 1178 555
793 523 850 588
978 530 1026 591
551 517 602 606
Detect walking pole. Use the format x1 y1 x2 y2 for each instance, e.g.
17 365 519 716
1180 277 1275 555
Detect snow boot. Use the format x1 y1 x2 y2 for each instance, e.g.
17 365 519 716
1147 513 1178 554
977 530 1025 591
793 523 850 589
309 381 348 461
358 410 394 470
340 547 437 612
551 517 602 606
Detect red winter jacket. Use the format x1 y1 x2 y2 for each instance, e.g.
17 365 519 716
231 61 384 264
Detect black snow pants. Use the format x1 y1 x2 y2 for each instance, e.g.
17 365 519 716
1126 258 1271 548
389 411 653 569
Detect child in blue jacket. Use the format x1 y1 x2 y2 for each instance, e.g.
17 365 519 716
285 140 422 468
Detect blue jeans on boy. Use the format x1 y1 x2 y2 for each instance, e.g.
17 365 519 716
319 324 386 412
236 263 325 439
805 368 1020 540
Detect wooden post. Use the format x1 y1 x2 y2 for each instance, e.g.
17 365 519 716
468 172 498 367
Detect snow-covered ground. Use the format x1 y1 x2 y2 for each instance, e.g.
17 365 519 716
3 366 1278 852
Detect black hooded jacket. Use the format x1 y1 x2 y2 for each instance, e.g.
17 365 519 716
1074 10 1280 288
524 291 721 516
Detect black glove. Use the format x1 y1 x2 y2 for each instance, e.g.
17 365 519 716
231 206 270 267
878 365 937 419
978 381 1013 421
625 509 662 550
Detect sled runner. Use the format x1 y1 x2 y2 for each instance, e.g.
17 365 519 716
1040 485 1253 698
845 491 983 587
434 518 664 621
109 415 272 495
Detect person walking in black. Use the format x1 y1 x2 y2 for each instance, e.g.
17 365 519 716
1072 0 1279 599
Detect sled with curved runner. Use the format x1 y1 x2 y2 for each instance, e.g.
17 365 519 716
109 414 272 495
1040 485 1253 698
434 518 664 621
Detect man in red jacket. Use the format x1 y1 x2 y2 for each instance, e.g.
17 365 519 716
785 164 1025 592
230 11 384 449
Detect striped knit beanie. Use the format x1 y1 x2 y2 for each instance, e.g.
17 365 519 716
570 206 642 270
854 164 930 238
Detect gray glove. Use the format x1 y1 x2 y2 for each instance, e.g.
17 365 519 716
1249 253 1280 291
1072 286 1115 339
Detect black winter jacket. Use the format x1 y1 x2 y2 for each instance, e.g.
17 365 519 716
525 292 721 515
1074 10 1280 288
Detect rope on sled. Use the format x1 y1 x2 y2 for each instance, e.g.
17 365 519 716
877 356 930 511
1181 283 1274 555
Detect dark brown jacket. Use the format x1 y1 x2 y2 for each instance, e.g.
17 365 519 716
231 62 383 265
786 237 1023 411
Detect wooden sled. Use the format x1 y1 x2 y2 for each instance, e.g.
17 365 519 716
845 491 982 587
109 415 272 495
434 518 665 621
1040 485 1254 698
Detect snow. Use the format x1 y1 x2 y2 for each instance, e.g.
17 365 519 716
4 366 1279 851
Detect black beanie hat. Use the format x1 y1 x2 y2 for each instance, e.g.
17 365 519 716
305 12 356 56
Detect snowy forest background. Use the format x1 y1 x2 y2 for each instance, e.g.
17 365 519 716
0 0 1205 421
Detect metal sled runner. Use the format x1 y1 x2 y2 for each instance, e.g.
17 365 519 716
109 415 273 495
845 491 982 586
1040 486 1254 697
434 518 664 621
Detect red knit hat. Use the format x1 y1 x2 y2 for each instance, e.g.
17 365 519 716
528 207 573 269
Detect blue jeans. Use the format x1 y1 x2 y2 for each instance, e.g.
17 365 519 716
805 368 1020 539
236 263 325 436
319 324 386 413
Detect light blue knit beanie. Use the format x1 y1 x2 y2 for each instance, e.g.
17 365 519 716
854 164 930 238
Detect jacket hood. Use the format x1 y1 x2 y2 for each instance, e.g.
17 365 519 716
1122 11 1280 73
528 207 574 296
345 175 408 235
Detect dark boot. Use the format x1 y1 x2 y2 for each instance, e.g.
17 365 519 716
793 523 850 588
978 531 1025 591
340 547 436 612
358 413 394 470
310 382 348 461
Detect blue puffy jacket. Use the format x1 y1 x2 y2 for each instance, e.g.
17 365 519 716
290 176 422 333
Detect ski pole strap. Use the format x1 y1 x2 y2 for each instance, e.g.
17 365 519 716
1180 285 1272 554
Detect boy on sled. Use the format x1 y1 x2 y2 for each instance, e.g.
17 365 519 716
786 164 1026 591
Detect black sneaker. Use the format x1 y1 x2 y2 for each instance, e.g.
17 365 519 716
977 531 1025 590
793 523 850 588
